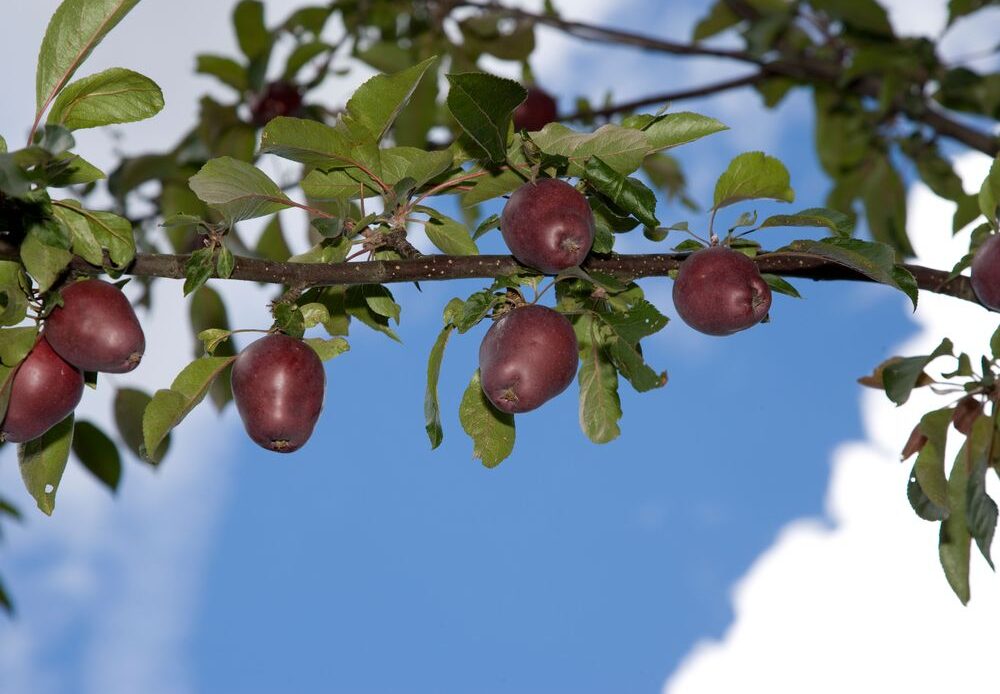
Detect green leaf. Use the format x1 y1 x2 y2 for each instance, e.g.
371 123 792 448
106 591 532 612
459 15 536 61
891 266 919 310
114 388 164 462
20 224 72 293
939 417 991 604
760 273 801 298
425 325 453 449
357 284 400 323
462 168 526 206
299 302 329 329
595 298 669 345
577 314 621 444
35 0 141 113
385 148 454 190
778 237 918 309
216 246 235 279
0 154 31 196
0 262 30 327
260 117 381 179
693 0 739 39
966 423 997 568
71 420 121 493
190 286 235 408
758 207 854 237
459 369 515 468
713 151 794 211
0 575 12 615
198 329 232 355
864 154 913 255
904 139 967 203
283 41 330 81
0 135 6 153
811 0 893 36
255 214 291 261
908 462 949 522
46 154 106 187
532 123 650 177
446 73 526 162
980 155 1000 224
414 206 479 255
17 414 74 515
0 328 40 372
47 67 163 130
345 57 437 142
473 213 501 240
189 156 292 222
345 285 401 342
233 0 269 60
142 356 237 463
913 407 953 512
52 199 135 268
451 290 498 333
630 111 728 151
272 303 305 338
601 330 667 392
183 248 215 296
881 339 953 405
195 54 248 92
584 156 659 228
301 168 378 201
303 336 349 361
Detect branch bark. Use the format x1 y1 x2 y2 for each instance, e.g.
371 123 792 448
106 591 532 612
0 240 983 309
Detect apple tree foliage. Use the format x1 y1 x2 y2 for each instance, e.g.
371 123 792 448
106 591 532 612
1 0 999 612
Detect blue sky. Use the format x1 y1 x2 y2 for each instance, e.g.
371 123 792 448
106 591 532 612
3 1 998 693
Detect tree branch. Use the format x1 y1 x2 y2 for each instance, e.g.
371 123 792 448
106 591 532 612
0 240 983 309
560 72 767 122
455 1 999 156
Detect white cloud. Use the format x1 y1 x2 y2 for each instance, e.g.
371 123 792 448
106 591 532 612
663 155 1000 693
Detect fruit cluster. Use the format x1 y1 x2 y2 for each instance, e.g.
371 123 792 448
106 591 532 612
2 279 144 443
477 175 776 417
5 174 997 456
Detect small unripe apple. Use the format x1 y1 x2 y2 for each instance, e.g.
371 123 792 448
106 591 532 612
479 304 578 414
500 178 595 274
1 338 83 443
250 81 303 127
672 246 772 336
971 234 1000 311
231 334 325 453
513 86 558 132
45 278 145 373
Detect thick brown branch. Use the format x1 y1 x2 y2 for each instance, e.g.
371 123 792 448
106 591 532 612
911 105 1000 157
560 72 767 122
0 240 983 309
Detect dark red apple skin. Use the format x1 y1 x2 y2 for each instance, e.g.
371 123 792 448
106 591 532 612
479 305 578 414
231 334 325 453
1 338 84 443
971 234 1000 311
672 246 772 336
45 278 145 373
250 82 303 127
500 178 595 274
513 87 557 132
